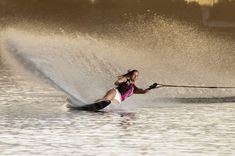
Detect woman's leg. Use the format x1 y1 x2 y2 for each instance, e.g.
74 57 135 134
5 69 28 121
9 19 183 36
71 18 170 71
96 88 119 103
102 88 117 101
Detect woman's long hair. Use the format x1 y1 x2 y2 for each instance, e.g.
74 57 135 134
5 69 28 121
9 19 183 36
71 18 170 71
118 69 138 79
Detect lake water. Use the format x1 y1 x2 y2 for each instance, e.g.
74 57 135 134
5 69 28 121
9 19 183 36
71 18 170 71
1 66 235 156
1 0 235 155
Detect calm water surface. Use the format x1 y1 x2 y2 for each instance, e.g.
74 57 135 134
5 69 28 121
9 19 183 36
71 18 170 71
1 65 235 156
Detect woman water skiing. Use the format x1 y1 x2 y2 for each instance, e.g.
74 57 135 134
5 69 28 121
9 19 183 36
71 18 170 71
68 69 157 111
69 69 235 111
98 69 157 104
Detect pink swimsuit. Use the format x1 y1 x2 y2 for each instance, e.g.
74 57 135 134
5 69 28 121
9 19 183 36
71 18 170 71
116 82 135 102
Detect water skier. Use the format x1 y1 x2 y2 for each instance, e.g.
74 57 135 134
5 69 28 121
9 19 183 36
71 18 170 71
98 69 157 104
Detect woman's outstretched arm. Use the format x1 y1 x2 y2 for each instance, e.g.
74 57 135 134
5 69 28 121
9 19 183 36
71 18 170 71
133 85 150 94
134 83 158 94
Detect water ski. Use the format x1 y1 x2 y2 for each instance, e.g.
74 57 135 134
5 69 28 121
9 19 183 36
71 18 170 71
68 99 111 112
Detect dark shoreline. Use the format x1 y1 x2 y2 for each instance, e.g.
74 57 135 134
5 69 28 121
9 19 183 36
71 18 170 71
1 0 235 33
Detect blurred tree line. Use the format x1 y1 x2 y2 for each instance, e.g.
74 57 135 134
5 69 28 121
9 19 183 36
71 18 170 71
0 0 234 26
0 0 200 23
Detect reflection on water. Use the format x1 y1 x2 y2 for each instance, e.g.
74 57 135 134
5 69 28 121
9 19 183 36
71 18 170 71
186 0 218 6
91 0 220 6
2 102 235 155
186 0 235 27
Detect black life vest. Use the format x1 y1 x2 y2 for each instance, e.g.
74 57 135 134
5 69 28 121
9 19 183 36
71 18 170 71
116 79 134 95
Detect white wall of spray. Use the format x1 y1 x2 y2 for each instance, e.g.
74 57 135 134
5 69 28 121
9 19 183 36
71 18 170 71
0 16 235 108
0 29 126 106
